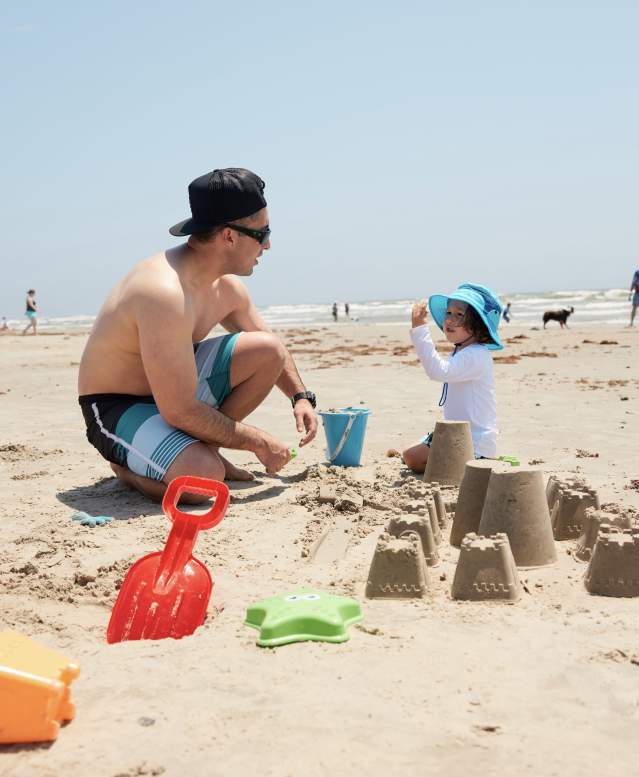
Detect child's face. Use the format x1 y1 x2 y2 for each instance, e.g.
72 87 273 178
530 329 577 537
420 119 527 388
443 300 473 344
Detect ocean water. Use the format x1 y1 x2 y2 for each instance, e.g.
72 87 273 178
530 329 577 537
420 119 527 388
258 288 632 328
3 289 632 332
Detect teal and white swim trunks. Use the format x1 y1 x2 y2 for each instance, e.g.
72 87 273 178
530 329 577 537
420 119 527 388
79 333 239 481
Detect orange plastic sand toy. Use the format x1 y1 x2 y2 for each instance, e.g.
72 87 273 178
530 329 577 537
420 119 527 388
0 630 80 743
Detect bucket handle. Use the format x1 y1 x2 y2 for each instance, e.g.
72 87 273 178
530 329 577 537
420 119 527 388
327 413 356 463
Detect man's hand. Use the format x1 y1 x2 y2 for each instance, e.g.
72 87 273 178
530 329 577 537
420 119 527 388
293 399 318 447
411 300 429 328
255 432 291 474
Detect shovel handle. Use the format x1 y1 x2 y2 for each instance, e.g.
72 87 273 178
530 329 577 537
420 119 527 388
162 476 230 530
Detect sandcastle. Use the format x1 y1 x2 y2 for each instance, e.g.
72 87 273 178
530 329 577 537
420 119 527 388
551 489 600 540
387 515 439 566
584 524 639 597
575 507 636 562
424 420 474 486
451 533 521 602
450 459 509 547
365 533 430 599
546 475 596 512
478 467 557 567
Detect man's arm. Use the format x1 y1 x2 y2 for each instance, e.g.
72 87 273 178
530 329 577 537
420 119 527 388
135 284 288 471
219 277 318 445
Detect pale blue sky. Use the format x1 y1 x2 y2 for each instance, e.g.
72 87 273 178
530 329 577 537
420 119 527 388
2 1 638 317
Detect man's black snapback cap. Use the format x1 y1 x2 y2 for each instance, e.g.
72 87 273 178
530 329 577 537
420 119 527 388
169 168 267 237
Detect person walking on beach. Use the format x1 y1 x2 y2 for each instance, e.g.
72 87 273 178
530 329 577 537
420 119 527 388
332 302 338 322
344 302 350 318
629 268 639 326
402 283 503 474
22 289 37 335
78 168 318 502
502 302 511 323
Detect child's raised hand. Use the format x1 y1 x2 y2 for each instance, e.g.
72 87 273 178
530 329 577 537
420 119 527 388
411 300 429 328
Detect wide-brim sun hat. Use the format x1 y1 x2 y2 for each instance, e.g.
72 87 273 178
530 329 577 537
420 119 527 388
428 283 504 351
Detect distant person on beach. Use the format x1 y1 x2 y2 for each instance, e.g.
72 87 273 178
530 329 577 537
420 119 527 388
78 168 318 502
629 268 639 326
402 283 503 474
22 289 37 335
1 317 8 332
332 302 338 322
344 302 350 318
502 302 511 323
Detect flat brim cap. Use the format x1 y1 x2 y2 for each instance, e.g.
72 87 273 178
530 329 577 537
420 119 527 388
429 284 504 350
169 168 267 236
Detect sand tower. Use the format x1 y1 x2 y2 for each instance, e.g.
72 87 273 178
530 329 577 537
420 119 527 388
365 534 430 599
576 507 636 562
387 515 439 566
424 420 474 486
584 524 639 597
551 489 600 540
478 467 557 567
450 459 509 547
451 533 521 602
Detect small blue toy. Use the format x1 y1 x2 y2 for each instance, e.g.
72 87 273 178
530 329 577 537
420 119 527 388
71 511 113 528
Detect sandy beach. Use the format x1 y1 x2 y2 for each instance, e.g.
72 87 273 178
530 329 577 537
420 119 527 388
1 321 638 777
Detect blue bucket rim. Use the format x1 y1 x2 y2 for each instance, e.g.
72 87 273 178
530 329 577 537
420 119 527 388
319 406 371 416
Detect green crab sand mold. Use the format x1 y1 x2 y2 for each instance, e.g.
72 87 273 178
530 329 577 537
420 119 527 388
244 589 363 648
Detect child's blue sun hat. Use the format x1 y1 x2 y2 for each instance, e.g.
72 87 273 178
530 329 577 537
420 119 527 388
428 283 504 351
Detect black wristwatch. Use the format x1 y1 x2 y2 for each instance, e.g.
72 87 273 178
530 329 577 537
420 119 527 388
291 391 317 409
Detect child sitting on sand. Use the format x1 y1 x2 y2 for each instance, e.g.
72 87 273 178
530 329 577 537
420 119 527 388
402 283 503 473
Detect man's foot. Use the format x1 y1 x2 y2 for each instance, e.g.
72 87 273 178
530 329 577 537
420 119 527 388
219 453 254 481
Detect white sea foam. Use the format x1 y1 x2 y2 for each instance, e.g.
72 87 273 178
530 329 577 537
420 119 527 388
3 288 632 331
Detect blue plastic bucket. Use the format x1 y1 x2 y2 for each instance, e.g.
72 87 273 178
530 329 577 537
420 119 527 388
319 407 371 467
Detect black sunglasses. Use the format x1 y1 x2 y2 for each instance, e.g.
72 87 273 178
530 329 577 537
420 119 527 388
225 223 271 245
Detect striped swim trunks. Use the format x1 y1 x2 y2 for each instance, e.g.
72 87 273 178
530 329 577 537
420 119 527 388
78 333 239 481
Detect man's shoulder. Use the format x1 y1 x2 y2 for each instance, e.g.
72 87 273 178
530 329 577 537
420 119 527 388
127 253 183 297
216 274 251 303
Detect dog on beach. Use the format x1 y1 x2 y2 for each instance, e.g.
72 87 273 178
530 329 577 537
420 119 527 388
543 306 574 328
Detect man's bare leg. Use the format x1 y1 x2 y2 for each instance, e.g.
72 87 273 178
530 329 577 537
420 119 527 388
211 331 287 480
220 331 286 420
109 332 286 498
111 442 225 504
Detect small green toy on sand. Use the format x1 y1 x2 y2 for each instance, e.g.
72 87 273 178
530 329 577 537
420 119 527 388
497 455 520 467
245 589 362 647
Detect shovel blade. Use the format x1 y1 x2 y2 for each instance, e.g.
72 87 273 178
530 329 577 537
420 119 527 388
107 552 212 643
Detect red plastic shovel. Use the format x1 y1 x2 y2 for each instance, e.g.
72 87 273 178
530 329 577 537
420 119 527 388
106 476 230 644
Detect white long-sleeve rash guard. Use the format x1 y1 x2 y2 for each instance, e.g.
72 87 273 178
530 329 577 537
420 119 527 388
409 324 498 457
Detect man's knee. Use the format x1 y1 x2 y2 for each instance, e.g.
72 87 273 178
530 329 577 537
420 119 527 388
244 331 286 369
165 443 225 482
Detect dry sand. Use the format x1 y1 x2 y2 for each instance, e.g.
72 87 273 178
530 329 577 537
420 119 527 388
1 322 638 777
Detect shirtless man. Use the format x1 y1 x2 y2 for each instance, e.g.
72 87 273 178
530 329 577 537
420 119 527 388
78 168 317 502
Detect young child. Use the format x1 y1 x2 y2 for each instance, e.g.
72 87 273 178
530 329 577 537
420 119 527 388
402 282 503 473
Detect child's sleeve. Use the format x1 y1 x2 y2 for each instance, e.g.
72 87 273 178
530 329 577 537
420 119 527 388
410 325 486 383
